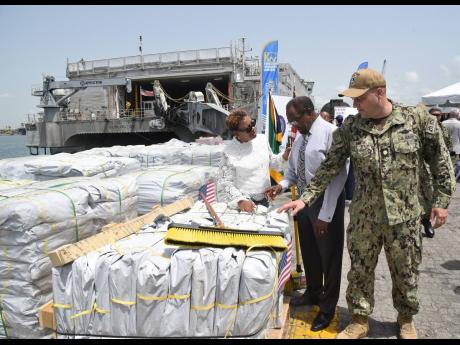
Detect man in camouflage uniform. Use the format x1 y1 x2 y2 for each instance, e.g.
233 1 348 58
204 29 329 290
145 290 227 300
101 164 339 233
278 68 456 339
419 107 453 238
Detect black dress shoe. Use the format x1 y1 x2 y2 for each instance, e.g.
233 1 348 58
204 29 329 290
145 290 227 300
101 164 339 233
422 218 435 238
311 311 334 332
290 293 318 307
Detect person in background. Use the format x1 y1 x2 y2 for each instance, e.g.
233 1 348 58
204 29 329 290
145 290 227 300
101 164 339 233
216 109 290 212
320 110 334 123
443 108 460 179
265 96 348 332
335 115 344 127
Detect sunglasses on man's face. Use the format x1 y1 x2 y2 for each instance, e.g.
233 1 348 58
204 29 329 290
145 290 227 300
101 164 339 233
236 119 256 133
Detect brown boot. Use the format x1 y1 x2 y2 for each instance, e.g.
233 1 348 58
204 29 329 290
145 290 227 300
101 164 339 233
336 314 369 339
397 314 417 339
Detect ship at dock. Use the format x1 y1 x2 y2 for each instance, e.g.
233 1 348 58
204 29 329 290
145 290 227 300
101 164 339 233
26 38 314 155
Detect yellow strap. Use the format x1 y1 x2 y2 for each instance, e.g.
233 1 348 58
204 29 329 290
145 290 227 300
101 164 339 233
70 308 92 319
216 303 238 310
191 302 215 311
94 303 110 314
240 291 274 306
137 294 168 301
167 294 191 300
53 303 72 309
111 298 135 306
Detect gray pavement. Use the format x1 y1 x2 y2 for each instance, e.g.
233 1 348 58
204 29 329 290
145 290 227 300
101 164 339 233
283 183 460 339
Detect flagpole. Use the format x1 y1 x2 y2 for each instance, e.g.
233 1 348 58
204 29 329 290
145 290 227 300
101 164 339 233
290 87 304 288
140 87 143 118
381 59 387 76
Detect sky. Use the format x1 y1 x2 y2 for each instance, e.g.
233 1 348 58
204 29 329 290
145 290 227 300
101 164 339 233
1 5 460 127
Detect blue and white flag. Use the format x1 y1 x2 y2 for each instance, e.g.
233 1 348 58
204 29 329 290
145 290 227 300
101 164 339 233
357 61 368 70
260 41 279 132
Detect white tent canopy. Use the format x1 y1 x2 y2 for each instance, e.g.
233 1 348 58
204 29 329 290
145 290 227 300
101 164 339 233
421 82 460 105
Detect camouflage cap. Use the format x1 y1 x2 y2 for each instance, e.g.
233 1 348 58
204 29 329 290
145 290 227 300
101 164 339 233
339 68 386 98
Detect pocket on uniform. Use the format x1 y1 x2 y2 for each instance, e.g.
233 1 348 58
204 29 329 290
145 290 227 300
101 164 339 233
350 143 372 158
392 132 420 154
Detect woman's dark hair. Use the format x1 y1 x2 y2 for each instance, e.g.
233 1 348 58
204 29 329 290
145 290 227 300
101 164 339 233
225 109 250 131
286 96 315 116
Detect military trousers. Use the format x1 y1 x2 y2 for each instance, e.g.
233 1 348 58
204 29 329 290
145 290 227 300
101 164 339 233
346 216 422 317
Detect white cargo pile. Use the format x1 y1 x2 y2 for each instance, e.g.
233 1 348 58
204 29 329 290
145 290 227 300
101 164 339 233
0 175 138 339
52 200 290 338
0 155 43 180
131 140 225 168
133 165 219 215
23 153 141 180
75 139 226 168
75 145 147 158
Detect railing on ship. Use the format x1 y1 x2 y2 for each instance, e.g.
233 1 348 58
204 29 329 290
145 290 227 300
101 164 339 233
57 109 158 122
66 47 233 76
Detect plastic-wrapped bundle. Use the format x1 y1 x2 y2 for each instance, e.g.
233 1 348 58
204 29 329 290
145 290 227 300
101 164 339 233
75 145 146 158
171 143 225 167
0 156 44 180
51 202 289 338
133 165 218 215
132 141 189 168
0 175 139 339
23 153 141 180
233 250 278 337
189 247 221 336
195 136 224 145
132 142 225 168
213 247 245 336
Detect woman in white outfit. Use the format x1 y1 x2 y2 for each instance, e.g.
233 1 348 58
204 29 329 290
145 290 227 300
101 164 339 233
216 109 290 213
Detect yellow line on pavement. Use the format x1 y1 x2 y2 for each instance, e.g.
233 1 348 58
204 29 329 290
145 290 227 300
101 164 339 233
286 305 339 339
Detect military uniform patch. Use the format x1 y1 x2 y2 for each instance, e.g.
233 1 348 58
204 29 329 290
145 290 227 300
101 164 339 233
350 72 358 86
426 116 437 134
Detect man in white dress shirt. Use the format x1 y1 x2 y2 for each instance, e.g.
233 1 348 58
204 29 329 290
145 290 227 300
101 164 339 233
443 108 460 179
266 96 348 332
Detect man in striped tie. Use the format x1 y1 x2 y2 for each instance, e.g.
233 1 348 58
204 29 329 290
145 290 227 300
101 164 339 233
266 96 348 332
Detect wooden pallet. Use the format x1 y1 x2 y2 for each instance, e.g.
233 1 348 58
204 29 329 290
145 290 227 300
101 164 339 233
38 300 55 331
48 197 194 267
267 295 291 339
39 296 292 337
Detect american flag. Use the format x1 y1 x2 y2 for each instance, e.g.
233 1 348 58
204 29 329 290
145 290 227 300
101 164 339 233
198 181 217 204
140 87 154 97
277 236 293 292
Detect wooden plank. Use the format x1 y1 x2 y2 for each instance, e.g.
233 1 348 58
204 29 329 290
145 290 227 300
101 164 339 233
38 300 55 331
48 197 194 267
267 295 290 339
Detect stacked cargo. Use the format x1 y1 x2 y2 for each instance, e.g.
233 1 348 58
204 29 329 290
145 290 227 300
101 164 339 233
0 175 138 338
132 165 219 215
0 154 140 181
24 153 141 180
52 201 290 338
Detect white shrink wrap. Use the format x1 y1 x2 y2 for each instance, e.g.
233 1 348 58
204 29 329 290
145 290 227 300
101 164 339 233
134 165 218 214
189 247 222 336
0 175 139 339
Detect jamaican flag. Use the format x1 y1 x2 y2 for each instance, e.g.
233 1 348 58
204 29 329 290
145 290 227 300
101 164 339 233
268 93 286 183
